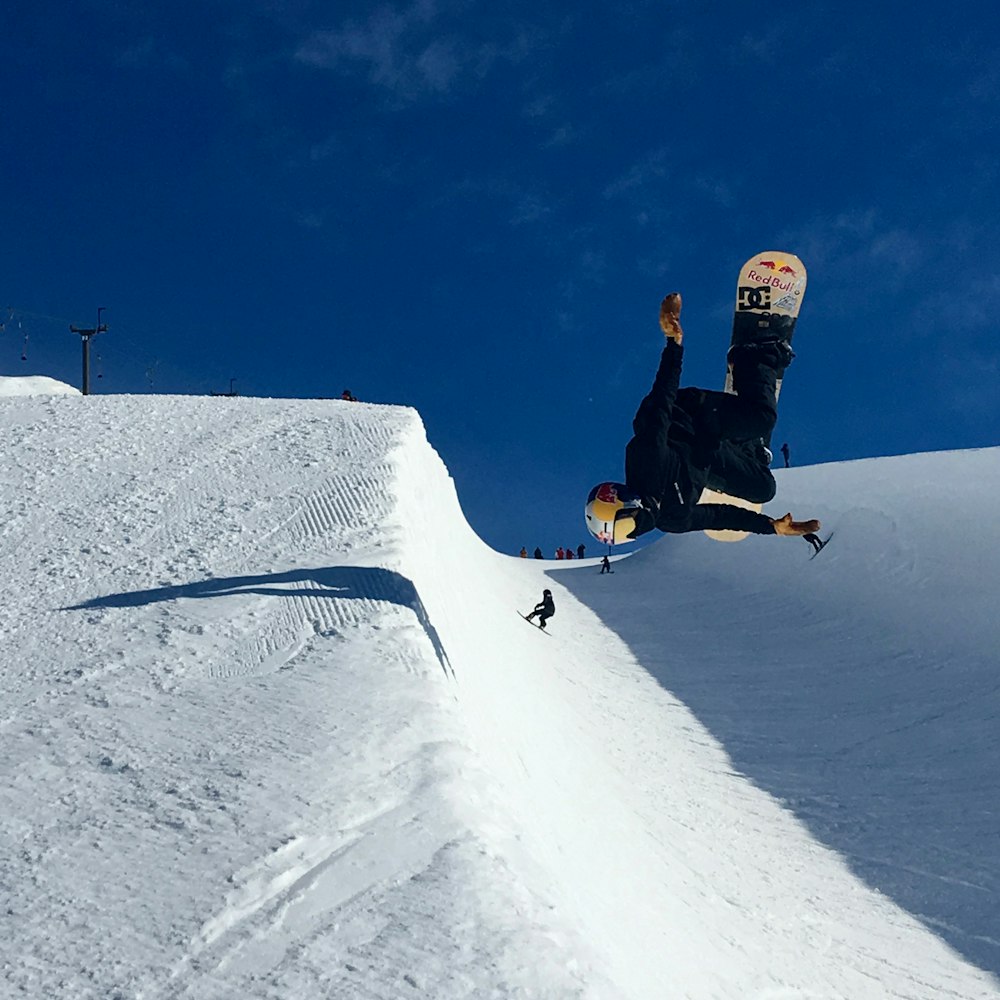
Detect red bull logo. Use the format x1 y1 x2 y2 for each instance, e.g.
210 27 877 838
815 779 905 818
595 483 620 503
747 269 794 291
757 259 797 277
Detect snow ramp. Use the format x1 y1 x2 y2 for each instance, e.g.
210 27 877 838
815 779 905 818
0 393 997 999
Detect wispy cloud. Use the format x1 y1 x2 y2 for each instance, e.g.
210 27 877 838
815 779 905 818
602 148 670 200
294 1 542 102
295 2 438 96
783 209 1000 364
736 24 788 65
542 124 575 148
445 175 554 228
114 34 192 76
692 174 738 209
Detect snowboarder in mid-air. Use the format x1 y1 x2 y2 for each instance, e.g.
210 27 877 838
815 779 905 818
585 292 820 544
525 589 555 630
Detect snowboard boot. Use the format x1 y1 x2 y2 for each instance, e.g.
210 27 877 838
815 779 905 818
728 338 795 373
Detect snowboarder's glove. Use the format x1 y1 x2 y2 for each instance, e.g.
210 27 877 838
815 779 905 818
771 512 821 537
659 292 683 344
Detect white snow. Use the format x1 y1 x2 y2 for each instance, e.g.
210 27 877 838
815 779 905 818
0 374 81 397
1 390 998 999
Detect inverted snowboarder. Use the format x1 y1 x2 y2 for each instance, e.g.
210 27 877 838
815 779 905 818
585 293 820 544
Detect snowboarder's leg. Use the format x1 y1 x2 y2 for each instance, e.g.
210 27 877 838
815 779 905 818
707 439 776 504
721 350 779 442
693 346 783 446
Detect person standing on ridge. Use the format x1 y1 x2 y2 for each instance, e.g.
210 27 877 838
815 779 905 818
781 442 791 468
525 589 555 630
585 292 820 543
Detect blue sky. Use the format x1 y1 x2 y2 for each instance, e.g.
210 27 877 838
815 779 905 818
3 1 998 555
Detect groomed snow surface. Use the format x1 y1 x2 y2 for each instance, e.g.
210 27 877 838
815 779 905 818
1 385 998 999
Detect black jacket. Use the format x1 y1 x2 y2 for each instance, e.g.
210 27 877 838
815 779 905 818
533 594 555 617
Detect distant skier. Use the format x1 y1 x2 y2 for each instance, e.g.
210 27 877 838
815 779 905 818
525 589 555 630
577 543 586 560
600 554 612 574
533 547 543 559
781 442 791 468
585 292 820 544
519 547 528 558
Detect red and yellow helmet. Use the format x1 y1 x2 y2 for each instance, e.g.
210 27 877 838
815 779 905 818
585 482 644 545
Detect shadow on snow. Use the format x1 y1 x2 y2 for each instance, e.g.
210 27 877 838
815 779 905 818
558 543 1000 984
63 566 453 678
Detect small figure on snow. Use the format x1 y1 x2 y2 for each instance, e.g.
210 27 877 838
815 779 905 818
600 554 612 574
525 589 556 630
533 547 543 559
803 532 825 554
555 547 564 560
519 547 528 558
585 292 820 544
577 543 586 560
781 441 791 468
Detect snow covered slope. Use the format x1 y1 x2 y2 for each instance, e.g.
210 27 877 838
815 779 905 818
1 393 997 999
0 374 81 396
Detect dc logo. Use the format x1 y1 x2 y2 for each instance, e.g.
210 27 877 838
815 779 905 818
738 286 771 311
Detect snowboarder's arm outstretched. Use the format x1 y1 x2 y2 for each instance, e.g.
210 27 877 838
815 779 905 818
682 505 820 536
684 503 777 535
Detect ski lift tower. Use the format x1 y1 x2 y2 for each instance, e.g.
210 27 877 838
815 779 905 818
70 307 107 395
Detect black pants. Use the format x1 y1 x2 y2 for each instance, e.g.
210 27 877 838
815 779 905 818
705 438 776 503
627 345 777 504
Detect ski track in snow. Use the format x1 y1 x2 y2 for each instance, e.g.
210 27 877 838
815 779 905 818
1 393 998 999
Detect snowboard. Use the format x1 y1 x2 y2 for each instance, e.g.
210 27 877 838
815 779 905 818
518 611 551 634
700 251 807 542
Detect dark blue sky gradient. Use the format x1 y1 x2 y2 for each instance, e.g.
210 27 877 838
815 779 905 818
3 2 998 554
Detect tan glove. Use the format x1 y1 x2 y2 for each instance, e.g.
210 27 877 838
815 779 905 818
771 512 821 536
659 292 683 344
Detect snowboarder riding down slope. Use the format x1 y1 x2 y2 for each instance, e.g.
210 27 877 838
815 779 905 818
585 293 820 544
525 589 555 629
